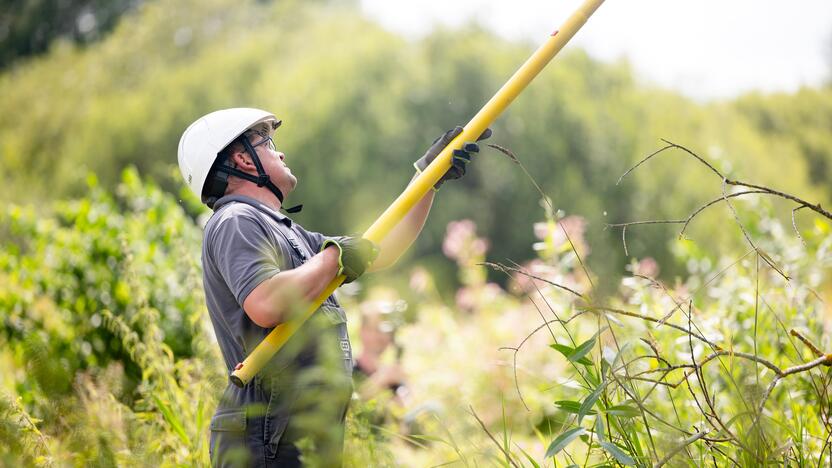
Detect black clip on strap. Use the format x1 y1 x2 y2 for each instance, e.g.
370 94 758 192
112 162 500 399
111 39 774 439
240 134 302 214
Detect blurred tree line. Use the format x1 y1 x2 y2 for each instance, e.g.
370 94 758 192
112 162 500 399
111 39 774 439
0 0 144 69
0 0 829 293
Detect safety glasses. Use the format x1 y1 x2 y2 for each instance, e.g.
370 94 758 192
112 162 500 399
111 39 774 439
251 135 276 152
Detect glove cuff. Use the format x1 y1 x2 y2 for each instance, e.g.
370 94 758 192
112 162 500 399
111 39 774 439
321 239 345 276
413 165 442 192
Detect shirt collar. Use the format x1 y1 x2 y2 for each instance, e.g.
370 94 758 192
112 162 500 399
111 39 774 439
212 195 293 227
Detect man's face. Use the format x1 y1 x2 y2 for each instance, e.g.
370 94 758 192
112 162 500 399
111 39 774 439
251 135 298 195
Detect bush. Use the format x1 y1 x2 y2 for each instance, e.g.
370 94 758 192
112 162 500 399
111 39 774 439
0 168 222 465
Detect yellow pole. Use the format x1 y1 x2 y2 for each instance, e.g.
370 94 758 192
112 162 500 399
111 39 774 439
231 0 605 387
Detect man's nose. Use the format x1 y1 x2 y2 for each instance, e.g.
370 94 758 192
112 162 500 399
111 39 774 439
277 152 285 161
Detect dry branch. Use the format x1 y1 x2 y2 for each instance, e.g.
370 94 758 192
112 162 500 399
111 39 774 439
609 139 831 255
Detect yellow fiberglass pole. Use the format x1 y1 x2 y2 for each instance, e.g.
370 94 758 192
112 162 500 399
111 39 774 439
231 0 605 387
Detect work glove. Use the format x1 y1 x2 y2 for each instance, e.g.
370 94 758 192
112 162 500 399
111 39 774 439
414 126 493 190
321 236 379 283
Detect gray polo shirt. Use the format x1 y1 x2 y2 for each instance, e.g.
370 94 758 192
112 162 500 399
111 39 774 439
201 195 349 379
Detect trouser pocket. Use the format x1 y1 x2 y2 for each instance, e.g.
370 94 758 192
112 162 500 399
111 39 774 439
209 408 249 468
264 377 296 460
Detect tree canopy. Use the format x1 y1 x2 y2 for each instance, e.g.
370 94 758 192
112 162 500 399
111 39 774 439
2 0 829 287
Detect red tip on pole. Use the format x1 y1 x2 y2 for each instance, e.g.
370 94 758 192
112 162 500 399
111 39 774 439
551 29 559 37
234 362 243 370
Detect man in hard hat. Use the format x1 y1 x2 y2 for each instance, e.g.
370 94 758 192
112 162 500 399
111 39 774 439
178 108 489 467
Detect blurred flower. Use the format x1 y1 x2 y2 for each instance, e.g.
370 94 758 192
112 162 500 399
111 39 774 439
509 260 552 294
533 215 590 260
443 219 489 265
633 257 660 278
455 287 476 312
455 283 503 313
409 267 432 295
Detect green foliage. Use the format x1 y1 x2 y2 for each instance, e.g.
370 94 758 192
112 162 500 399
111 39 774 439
2 0 827 290
343 196 831 465
0 169 223 465
734 88 832 196
522 202 832 466
0 162 829 466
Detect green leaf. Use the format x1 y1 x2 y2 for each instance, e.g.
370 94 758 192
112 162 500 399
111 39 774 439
599 440 636 466
578 384 605 423
550 343 575 357
605 404 642 418
551 343 593 366
555 400 596 415
545 427 586 458
569 336 597 363
595 415 606 441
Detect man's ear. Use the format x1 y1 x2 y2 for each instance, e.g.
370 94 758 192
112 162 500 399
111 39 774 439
229 150 255 173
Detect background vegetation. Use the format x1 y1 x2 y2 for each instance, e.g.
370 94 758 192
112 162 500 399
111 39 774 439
1 0 830 465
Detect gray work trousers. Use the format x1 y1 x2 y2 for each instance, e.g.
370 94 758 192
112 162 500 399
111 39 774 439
210 322 353 467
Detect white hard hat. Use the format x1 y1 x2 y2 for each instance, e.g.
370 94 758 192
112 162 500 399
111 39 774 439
177 108 281 202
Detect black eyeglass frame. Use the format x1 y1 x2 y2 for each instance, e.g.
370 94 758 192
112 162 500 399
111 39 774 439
251 135 276 152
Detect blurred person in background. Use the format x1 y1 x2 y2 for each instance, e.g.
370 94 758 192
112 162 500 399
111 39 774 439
178 108 490 467
353 289 409 403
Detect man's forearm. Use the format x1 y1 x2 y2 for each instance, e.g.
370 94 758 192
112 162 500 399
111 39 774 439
369 126 486 270
243 246 340 327
370 183 435 271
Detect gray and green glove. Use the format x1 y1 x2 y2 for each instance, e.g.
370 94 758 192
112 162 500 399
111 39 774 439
414 126 493 190
321 236 379 283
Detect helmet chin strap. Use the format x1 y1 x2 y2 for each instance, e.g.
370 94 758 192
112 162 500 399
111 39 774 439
219 136 303 213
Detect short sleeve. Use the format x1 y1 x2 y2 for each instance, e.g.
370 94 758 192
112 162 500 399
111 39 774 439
207 213 287 306
295 227 332 253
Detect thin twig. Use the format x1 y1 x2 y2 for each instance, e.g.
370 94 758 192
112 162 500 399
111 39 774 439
606 190 767 243
654 430 710 468
610 139 832 257
580 305 717 348
659 140 725 179
685 301 750 456
789 329 827 360
617 143 675 185
720 177 756 251
487 143 596 291
468 406 520 468
481 261 585 299
791 205 808 246
730 179 831 221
